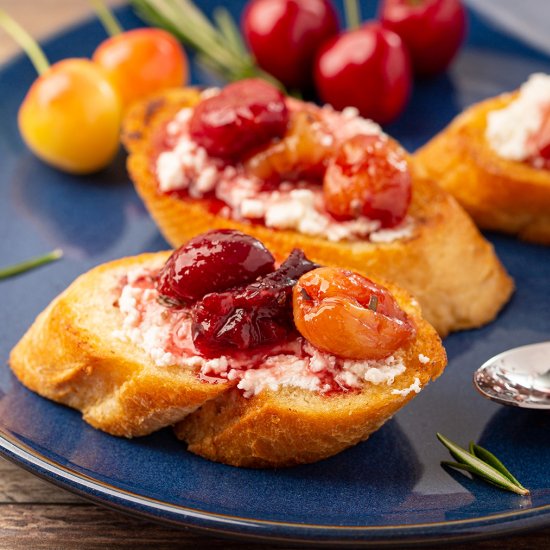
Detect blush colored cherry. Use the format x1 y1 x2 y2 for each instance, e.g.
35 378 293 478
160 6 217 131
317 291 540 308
192 249 318 355
242 0 339 90
189 78 289 159
18 58 122 174
379 0 466 77
323 134 412 227
157 230 275 305
293 267 416 360
244 107 332 182
314 22 412 124
93 28 188 110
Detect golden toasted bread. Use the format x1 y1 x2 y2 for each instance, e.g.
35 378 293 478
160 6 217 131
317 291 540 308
415 93 550 244
174 282 446 468
9 253 232 437
121 88 513 337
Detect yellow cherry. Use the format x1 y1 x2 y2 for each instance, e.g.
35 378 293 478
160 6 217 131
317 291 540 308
18 58 122 174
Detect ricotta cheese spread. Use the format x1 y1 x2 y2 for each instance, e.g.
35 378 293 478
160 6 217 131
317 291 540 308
391 377 422 396
114 268 408 398
486 73 550 162
155 91 414 243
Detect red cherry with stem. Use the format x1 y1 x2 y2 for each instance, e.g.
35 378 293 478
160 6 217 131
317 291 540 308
189 78 289 159
242 0 339 91
314 22 412 125
157 230 275 306
379 0 466 77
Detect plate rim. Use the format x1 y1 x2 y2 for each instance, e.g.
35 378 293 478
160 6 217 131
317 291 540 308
1 428 549 546
2 3 550 546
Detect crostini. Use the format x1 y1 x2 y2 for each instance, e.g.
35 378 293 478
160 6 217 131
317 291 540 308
10 230 446 467
416 73 550 245
122 79 513 337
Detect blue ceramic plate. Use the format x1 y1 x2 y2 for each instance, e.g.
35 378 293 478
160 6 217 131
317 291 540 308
0 2 549 546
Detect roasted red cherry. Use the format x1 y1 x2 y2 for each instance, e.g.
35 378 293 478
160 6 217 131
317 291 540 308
293 267 416 360
323 134 412 227
157 229 275 305
189 78 289 159
192 249 318 355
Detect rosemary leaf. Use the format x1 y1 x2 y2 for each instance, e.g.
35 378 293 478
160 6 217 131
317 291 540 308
470 442 526 490
213 7 247 58
437 433 529 496
368 295 378 312
0 249 63 280
441 461 529 496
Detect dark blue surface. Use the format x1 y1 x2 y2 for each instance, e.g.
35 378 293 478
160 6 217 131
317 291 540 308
1 2 549 546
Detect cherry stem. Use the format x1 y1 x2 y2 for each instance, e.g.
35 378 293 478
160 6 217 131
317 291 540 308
90 0 123 37
344 0 361 30
0 9 50 75
0 249 63 280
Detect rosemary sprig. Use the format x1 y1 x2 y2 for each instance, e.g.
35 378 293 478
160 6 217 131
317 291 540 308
0 249 63 280
130 0 283 88
437 433 529 496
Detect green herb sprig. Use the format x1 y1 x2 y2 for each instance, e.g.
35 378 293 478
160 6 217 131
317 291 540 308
437 433 529 496
0 249 63 280
130 0 283 88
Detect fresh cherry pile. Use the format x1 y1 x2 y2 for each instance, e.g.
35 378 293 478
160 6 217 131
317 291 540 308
157 230 318 356
241 0 466 124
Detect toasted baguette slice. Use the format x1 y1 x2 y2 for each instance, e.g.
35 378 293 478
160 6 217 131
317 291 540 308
9 253 232 438
415 93 550 244
174 281 446 468
122 89 513 337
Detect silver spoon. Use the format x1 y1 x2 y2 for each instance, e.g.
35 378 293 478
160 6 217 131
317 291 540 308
474 342 550 410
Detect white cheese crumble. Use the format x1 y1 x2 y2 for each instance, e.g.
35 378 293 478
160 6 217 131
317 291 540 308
114 271 409 398
418 353 430 364
264 189 330 236
391 377 422 396
486 73 550 160
234 186 411 243
236 356 322 397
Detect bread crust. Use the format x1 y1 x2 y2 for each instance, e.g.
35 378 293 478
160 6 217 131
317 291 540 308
415 93 550 244
122 89 514 337
174 282 446 468
9 253 232 438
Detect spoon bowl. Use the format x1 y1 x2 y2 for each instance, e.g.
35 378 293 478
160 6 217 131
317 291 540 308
474 342 550 409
